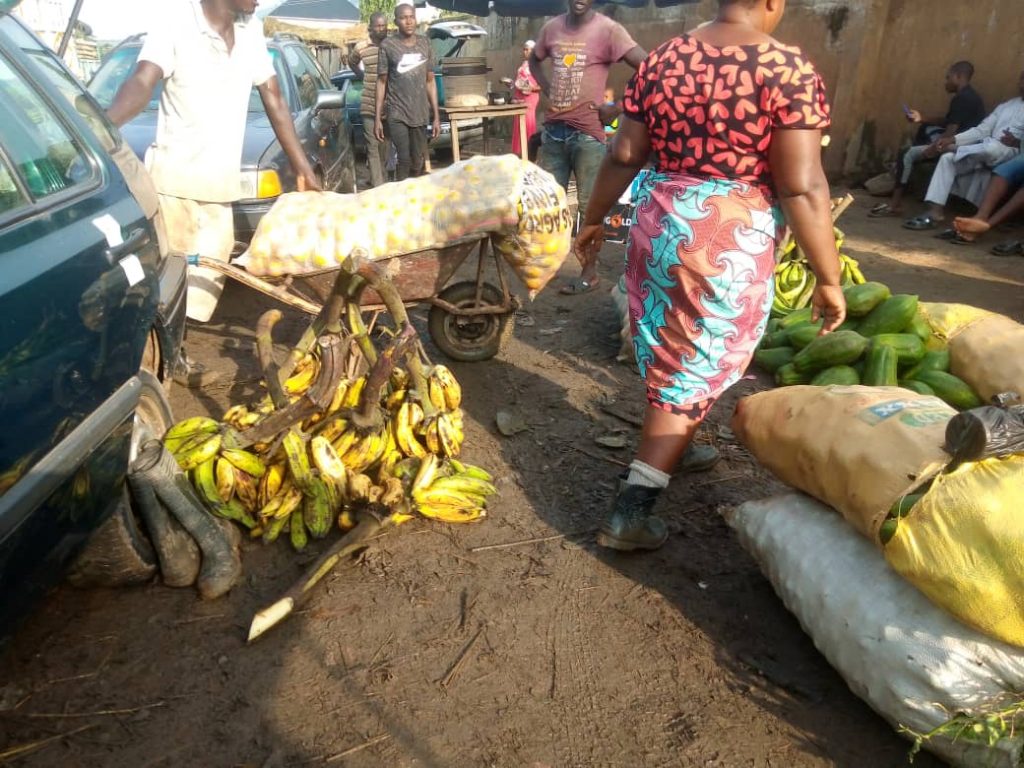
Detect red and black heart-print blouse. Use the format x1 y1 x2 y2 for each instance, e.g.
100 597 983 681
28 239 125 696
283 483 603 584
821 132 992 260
623 34 832 188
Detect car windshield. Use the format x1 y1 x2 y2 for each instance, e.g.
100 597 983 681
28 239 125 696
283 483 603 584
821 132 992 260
89 44 283 113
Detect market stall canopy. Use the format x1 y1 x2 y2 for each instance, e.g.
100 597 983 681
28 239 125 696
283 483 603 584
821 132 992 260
418 0 697 15
263 18 367 48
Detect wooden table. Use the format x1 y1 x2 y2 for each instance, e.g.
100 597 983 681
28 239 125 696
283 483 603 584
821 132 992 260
443 103 529 163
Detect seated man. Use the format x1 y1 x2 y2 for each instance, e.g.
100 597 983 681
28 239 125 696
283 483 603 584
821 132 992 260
953 154 1024 248
904 70 1024 232
870 61 985 218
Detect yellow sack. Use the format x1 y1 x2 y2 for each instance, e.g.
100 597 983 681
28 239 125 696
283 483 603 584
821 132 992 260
245 156 570 298
919 301 993 341
732 385 953 540
948 314 1024 402
885 456 1024 647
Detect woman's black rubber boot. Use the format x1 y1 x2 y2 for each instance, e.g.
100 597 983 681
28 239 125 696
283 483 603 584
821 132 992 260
597 479 667 552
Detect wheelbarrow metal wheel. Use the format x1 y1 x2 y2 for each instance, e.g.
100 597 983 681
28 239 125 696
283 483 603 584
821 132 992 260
428 281 514 363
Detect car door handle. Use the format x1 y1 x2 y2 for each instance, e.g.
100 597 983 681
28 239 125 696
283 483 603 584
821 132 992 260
104 227 150 262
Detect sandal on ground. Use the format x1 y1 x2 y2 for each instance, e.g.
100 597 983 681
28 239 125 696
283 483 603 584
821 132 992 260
949 233 977 246
935 228 959 241
903 215 941 231
559 277 601 295
868 203 899 218
991 240 1024 257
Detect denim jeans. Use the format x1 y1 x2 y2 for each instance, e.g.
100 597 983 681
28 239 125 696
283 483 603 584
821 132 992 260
538 123 607 222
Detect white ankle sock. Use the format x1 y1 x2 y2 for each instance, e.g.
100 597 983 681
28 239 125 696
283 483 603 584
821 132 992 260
627 460 671 489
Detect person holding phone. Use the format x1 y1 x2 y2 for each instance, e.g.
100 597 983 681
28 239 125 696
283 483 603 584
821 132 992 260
869 61 985 219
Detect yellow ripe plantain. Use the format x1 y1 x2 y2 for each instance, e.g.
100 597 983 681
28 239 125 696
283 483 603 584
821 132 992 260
273 486 304 520
215 457 236 502
317 417 349 443
422 419 442 455
310 436 347 483
174 433 222 471
338 509 357 531
341 376 366 409
436 414 462 458
220 447 266 478
393 403 427 459
258 461 286 508
385 387 407 411
327 379 349 415
234 467 260 512
412 453 439 493
417 503 485 523
426 376 446 411
431 365 462 410
222 405 250 428
283 365 316 396
332 428 360 458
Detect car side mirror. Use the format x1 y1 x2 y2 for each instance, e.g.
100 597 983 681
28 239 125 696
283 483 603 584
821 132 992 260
314 90 344 113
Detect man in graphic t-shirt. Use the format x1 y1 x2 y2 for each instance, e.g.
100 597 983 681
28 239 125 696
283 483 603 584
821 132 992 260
530 0 644 295
375 3 440 182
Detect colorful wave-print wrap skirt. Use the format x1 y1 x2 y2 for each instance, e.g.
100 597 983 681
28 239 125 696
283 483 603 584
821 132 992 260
625 173 781 416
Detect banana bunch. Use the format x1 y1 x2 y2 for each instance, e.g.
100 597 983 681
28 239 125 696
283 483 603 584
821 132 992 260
839 253 866 286
163 345 491 553
407 454 495 523
771 226 866 317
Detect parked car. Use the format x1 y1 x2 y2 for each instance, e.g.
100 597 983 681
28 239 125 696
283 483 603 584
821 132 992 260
0 10 188 630
334 20 488 158
88 32 355 244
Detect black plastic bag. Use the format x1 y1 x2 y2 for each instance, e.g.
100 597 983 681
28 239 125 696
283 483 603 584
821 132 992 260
944 392 1024 463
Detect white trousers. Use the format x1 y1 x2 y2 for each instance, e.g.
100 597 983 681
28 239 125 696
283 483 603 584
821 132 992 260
925 140 1019 206
158 194 235 323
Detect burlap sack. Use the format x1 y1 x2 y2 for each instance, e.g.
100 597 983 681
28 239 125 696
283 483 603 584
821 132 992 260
949 314 1024 402
732 385 954 540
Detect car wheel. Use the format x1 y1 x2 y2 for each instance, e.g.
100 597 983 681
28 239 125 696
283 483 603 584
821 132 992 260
66 370 172 588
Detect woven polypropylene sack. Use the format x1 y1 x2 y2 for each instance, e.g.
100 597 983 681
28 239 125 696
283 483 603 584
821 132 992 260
727 494 1024 768
919 301 993 341
884 456 1024 647
247 156 527 276
731 386 953 540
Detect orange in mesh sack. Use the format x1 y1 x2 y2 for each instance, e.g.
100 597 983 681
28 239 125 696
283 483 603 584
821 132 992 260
245 157 570 299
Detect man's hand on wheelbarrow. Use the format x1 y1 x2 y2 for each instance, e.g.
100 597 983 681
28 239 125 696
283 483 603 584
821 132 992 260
296 170 321 193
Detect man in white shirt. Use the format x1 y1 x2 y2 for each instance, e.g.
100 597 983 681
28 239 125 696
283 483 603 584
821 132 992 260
107 0 318 383
904 71 1024 232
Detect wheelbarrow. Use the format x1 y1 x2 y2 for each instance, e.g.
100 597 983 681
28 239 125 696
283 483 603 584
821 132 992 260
189 233 518 362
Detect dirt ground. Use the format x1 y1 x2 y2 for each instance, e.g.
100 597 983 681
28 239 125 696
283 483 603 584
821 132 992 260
1 191 1022 768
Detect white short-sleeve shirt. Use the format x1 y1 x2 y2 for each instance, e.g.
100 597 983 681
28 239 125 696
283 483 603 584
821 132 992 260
139 1 275 202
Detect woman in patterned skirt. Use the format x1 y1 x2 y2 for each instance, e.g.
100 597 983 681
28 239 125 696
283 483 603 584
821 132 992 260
575 0 847 551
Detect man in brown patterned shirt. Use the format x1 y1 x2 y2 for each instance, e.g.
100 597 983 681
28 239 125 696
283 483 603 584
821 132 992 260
349 12 388 187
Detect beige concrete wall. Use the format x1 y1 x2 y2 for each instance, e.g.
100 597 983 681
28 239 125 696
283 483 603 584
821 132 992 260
479 0 1024 178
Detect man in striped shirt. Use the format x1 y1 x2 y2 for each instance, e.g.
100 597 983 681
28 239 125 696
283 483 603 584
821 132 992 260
349 12 388 187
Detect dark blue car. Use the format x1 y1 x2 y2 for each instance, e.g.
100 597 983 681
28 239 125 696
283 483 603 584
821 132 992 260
0 11 188 630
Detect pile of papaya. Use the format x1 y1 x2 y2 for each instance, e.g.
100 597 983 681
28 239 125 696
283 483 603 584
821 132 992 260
754 282 983 411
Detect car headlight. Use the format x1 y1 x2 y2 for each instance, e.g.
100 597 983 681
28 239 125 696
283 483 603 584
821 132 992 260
239 169 283 200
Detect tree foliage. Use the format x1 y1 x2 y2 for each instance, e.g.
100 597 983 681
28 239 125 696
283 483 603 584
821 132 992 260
360 0 398 23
